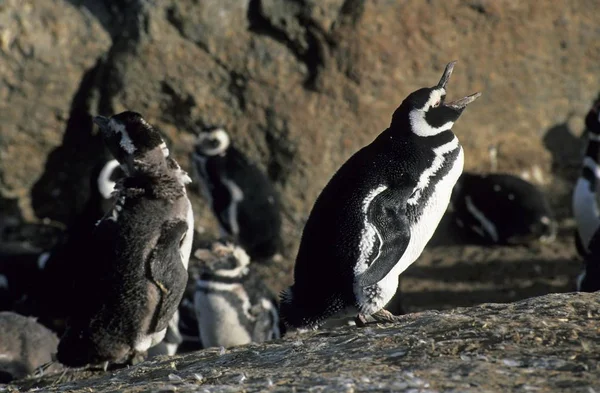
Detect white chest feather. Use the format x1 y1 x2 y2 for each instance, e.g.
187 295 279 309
355 139 464 314
134 328 167 352
573 162 600 251
221 178 244 236
194 281 253 348
180 200 195 270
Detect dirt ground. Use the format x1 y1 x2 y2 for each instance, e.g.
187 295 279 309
399 214 581 314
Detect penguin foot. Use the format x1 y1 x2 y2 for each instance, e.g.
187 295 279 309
34 360 56 377
355 309 404 327
370 309 399 323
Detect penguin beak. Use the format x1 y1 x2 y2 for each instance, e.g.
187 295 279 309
445 92 482 110
436 61 456 90
93 115 110 131
436 61 482 111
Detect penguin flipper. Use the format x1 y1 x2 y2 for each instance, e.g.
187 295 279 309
358 188 411 288
148 220 189 333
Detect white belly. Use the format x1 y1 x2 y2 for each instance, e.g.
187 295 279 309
134 328 167 352
180 199 195 270
194 282 253 348
573 177 600 251
358 147 464 315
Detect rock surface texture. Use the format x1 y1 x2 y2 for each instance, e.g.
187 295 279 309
9 292 600 392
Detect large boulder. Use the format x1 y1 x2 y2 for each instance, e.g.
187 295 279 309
0 0 111 223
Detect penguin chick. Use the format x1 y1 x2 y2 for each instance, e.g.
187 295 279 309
57 111 194 367
193 241 282 348
280 61 481 329
0 311 60 383
97 157 185 359
191 127 283 260
451 172 557 245
574 95 600 291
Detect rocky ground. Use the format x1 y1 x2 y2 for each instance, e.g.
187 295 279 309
5 292 600 393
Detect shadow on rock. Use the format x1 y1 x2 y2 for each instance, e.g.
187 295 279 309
30 59 110 227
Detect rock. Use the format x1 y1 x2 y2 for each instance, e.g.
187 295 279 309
0 311 61 383
0 0 111 223
10 292 600 392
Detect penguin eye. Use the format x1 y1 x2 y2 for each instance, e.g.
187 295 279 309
433 100 440 108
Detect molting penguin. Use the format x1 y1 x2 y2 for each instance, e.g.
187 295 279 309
450 172 557 245
191 127 283 260
56 111 194 367
95 157 185 358
193 241 282 348
573 96 600 291
0 311 61 383
280 61 481 329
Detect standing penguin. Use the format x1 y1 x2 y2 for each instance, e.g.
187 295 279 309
56 111 194 367
573 96 600 291
193 241 282 348
191 127 282 260
451 172 557 245
95 157 185 358
280 62 481 329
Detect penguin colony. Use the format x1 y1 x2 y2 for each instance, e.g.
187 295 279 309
0 61 598 381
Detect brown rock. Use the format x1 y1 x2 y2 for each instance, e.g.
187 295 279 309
11 292 600 392
0 0 111 222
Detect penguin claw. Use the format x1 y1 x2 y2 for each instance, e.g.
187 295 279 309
356 309 405 327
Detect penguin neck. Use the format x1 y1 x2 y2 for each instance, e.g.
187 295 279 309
199 271 248 284
388 107 457 148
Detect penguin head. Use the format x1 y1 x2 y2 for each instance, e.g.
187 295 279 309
392 61 481 136
194 127 231 157
93 111 168 174
585 94 600 134
193 241 250 280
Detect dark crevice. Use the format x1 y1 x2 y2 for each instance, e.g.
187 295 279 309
247 0 328 91
228 71 248 112
159 81 198 127
65 0 145 39
263 109 297 186
337 0 366 27
165 5 231 73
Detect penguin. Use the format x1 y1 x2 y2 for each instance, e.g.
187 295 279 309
193 241 282 348
56 111 194 367
146 310 183 357
95 157 186 358
0 311 61 383
573 95 600 291
191 127 283 260
280 61 481 329
450 172 557 245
